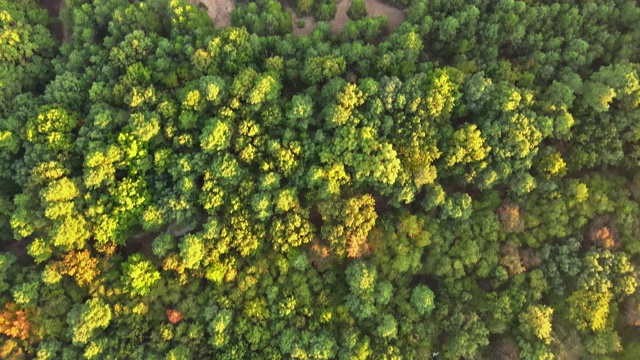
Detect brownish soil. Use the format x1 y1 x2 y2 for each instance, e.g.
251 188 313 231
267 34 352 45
329 0 352 34
365 0 405 30
188 0 405 35
189 0 235 27
290 10 317 37
323 0 407 36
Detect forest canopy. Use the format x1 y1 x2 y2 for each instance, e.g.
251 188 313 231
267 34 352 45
1 0 640 359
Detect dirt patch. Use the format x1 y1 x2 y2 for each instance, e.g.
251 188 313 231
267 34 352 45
290 10 317 37
329 0 352 34
330 0 406 35
189 0 235 27
365 0 405 31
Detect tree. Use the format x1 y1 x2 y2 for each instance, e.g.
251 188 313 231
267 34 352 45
121 253 161 297
179 234 205 270
231 0 292 36
52 250 100 288
315 1 337 22
152 233 175 258
411 285 436 316
319 194 378 258
519 305 553 344
66 298 111 345
566 290 612 332
3 0 640 358
296 0 313 16
347 0 367 21
0 0 56 114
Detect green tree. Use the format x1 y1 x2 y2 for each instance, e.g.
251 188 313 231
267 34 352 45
347 0 367 21
519 305 553 344
410 285 435 316
121 253 161 297
66 298 112 345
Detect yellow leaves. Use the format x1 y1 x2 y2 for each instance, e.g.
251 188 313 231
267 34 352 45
244 298 269 321
204 81 222 102
426 71 457 119
200 118 232 153
567 289 613 332
117 132 141 159
44 201 74 220
182 89 202 110
41 177 79 203
327 83 366 127
324 164 351 196
0 10 11 23
0 29 20 49
503 89 522 112
86 146 121 168
538 151 567 178
33 161 68 183
192 48 211 71
0 130 18 153
50 214 90 249
33 108 76 135
248 74 277 105
54 250 101 288
567 181 589 204
127 86 156 108
339 83 365 109
319 308 332 323
520 305 553 344
445 124 490 167
402 31 422 52
228 28 243 42
169 0 185 16
238 119 259 137
598 88 617 111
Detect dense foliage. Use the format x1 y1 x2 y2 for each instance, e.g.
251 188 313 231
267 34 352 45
1 0 640 358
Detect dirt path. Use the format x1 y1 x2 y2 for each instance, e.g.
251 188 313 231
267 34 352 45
42 0 70 43
329 0 352 34
189 0 235 27
365 0 405 30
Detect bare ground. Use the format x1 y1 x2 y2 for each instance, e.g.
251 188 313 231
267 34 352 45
330 0 352 34
290 10 317 37
326 0 407 35
189 0 235 27
188 0 404 36
365 0 405 30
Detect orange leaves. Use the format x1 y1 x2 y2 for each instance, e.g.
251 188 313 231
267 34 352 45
588 216 620 250
0 303 32 341
497 202 524 234
346 236 372 259
52 250 101 287
166 309 184 324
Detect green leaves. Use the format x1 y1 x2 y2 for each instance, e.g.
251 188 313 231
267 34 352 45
347 0 367 21
2 0 640 358
121 253 160 297
200 118 232 152
566 290 612 332
411 285 436 316
66 298 112 345
179 234 205 269
519 305 553 344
